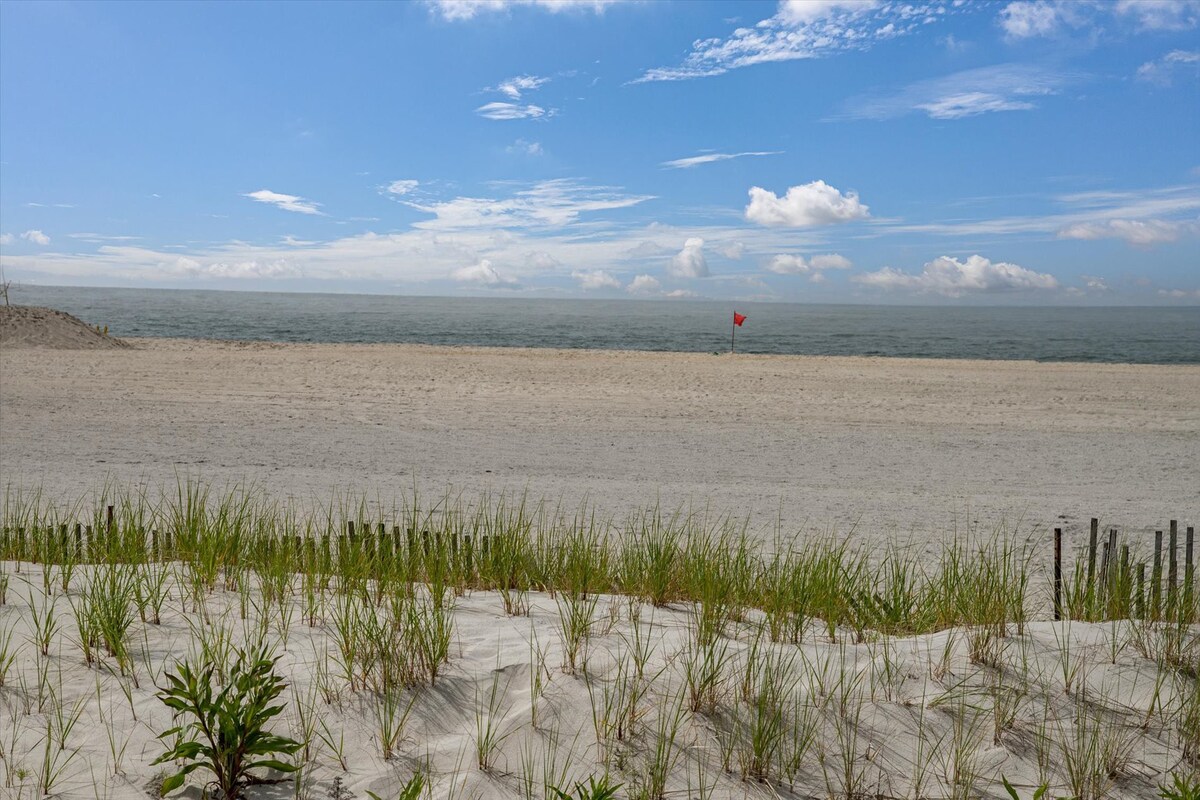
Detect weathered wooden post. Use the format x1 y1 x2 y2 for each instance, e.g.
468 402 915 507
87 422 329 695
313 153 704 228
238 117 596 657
1086 518 1099 613
1054 527 1063 621
1168 520 1178 616
1152 530 1163 620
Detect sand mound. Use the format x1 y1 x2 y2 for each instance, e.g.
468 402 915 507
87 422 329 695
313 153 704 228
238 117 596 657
0 304 130 349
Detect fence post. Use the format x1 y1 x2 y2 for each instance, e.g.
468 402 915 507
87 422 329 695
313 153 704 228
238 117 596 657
1054 527 1063 620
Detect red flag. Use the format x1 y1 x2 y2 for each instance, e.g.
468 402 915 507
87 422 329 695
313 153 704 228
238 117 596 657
733 312 746 327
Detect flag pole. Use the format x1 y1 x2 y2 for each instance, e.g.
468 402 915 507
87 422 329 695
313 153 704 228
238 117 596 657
731 315 736 354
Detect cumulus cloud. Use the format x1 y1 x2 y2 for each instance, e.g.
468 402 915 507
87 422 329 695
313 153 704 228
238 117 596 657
430 0 621 22
385 180 420 195
572 269 621 290
745 181 869 227
20 229 50 245
998 0 1198 39
452 258 516 286
0 234 13 245
492 75 549 99
660 151 781 169
244 189 323 215
668 237 709 278
853 254 1059 296
1136 50 1200 86
1057 218 1197 245
476 102 547 120
836 63 1074 121
767 252 852 279
626 274 661 294
635 0 939 83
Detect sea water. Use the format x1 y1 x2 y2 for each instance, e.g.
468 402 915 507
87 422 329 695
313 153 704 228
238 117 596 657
11 284 1200 364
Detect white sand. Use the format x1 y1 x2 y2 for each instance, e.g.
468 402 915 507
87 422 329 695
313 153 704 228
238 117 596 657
0 562 1190 800
1 338 1197 547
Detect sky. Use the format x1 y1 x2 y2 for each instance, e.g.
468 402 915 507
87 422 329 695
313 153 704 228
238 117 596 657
0 0 1198 304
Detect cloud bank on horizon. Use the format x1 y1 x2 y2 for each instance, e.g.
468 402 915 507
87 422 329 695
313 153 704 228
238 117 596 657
1 0 1198 304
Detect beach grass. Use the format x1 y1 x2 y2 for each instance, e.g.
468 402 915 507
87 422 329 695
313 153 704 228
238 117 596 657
0 479 1195 800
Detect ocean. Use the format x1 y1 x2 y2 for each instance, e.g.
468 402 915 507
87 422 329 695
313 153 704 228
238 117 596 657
10 284 1200 364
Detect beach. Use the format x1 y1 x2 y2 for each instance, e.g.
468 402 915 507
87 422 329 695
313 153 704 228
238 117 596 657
1 332 1198 800
1 337 1197 540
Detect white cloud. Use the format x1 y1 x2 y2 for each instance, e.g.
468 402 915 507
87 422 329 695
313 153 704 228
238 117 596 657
476 102 547 120
917 92 1036 119
766 252 852 279
430 0 621 22
854 254 1059 296
719 241 745 260
1115 0 1200 32
634 0 938 83
452 258 516 286
836 63 1073 121
668 237 709 278
492 75 549 99
0 234 12 245
886 184 1200 238
20 229 50 245
1157 288 1200 299
507 139 544 156
664 289 699 298
998 1 1061 39
1136 50 1200 86
244 189 323 215
810 253 853 270
660 151 781 169
408 179 654 230
385 180 420 196
572 268 621 290
626 274 661 294
1058 218 1197 245
745 181 869 227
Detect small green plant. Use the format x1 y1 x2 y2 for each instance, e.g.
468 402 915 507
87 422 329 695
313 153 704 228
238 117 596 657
152 645 302 798
551 774 622 800
1001 776 1048 800
1160 773 1200 800
368 773 427 800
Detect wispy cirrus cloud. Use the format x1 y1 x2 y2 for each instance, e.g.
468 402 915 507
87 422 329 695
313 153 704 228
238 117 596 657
407 179 654 230
243 189 323 215
1136 49 1200 86
476 101 548 120
885 184 1200 239
491 74 549 99
834 63 1077 121
1058 218 1198 245
854 254 1058 296
634 0 950 84
660 151 781 169
429 0 622 22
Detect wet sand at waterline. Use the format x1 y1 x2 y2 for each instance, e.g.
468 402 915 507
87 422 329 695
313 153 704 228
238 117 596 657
1 336 1196 539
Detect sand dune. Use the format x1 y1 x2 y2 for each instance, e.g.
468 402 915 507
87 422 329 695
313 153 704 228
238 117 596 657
0 305 130 350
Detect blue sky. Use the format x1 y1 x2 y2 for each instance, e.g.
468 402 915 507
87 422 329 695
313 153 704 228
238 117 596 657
1 0 1197 304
